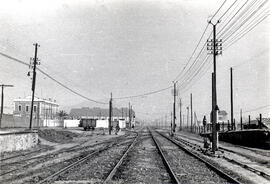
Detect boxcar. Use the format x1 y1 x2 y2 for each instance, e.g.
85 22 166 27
80 118 97 131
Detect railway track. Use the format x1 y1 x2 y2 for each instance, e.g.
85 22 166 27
104 128 176 184
0 131 137 184
149 129 180 184
0 133 134 178
174 132 270 157
152 129 240 184
35 131 139 184
158 130 270 183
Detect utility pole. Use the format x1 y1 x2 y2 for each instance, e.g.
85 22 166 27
213 105 219 151
0 84 14 128
179 98 182 131
190 93 193 133
240 109 243 130
29 43 40 130
128 102 131 129
207 20 222 153
230 67 234 131
172 82 177 134
248 115 251 128
165 114 167 129
109 93 112 135
131 105 133 128
170 111 173 135
187 107 189 130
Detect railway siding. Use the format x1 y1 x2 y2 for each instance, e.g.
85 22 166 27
158 129 270 184
153 130 236 184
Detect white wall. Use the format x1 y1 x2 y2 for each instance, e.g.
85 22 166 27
43 120 63 127
63 120 80 128
96 120 108 128
119 120 126 128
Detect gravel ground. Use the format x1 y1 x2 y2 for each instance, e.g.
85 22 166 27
0 128 132 184
169 130 270 184
155 133 232 184
111 131 172 184
174 130 270 161
54 140 135 183
38 128 79 143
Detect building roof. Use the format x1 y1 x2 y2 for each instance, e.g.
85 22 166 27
218 110 228 116
14 96 59 106
70 107 135 118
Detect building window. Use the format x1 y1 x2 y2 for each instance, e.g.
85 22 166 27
26 105 29 112
18 105 22 111
34 106 37 113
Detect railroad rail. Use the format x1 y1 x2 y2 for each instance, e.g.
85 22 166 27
175 132 270 156
36 131 139 184
0 133 134 178
155 130 240 184
164 131 270 181
103 132 139 183
0 146 53 162
149 129 180 184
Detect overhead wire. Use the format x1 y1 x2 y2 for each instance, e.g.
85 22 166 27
224 9 270 49
217 0 250 36
221 0 267 40
0 52 108 104
218 0 239 21
177 0 268 95
113 85 173 100
173 0 228 82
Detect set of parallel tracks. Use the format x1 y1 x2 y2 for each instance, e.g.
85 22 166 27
170 131 270 181
0 133 134 178
160 130 270 183
149 129 180 184
151 129 240 184
36 131 139 184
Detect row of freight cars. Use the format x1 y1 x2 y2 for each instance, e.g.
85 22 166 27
79 118 130 131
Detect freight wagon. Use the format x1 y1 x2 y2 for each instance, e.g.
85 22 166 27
80 118 97 131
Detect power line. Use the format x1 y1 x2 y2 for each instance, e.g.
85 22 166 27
176 0 268 94
0 52 108 104
239 104 270 114
217 0 250 37
113 85 173 100
173 0 228 82
224 10 270 49
175 0 236 89
218 0 239 21
221 0 267 40
179 54 211 92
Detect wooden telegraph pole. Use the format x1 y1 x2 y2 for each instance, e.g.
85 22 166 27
179 98 182 131
172 82 177 134
230 67 234 131
240 109 243 130
109 93 112 135
29 43 40 130
207 20 222 153
128 102 131 129
190 93 193 132
187 107 189 130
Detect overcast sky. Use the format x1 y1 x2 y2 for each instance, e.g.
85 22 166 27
0 0 269 123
